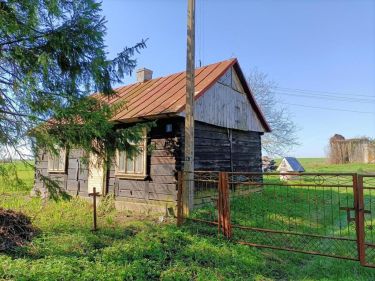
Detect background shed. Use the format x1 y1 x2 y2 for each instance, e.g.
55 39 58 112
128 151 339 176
277 157 305 180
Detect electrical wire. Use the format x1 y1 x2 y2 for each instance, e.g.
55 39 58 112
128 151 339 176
272 91 375 104
275 86 375 99
278 102 375 115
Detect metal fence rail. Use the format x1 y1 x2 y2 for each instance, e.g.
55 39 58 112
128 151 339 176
177 171 375 267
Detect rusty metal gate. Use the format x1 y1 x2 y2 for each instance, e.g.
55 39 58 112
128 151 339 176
177 171 375 267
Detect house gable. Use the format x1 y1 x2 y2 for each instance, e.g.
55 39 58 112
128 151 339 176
94 58 270 132
179 67 265 132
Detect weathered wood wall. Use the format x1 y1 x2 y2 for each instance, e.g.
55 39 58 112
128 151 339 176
108 118 182 206
34 119 182 205
34 118 262 204
179 67 265 133
179 121 262 172
34 148 88 197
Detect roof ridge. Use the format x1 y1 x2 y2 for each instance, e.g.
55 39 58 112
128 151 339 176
111 58 236 90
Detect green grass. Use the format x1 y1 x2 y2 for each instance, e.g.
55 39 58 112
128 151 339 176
0 161 34 194
193 173 362 257
276 157 375 173
2 193 374 281
1 159 375 280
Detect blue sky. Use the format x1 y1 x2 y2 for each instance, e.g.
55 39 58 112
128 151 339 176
101 0 375 157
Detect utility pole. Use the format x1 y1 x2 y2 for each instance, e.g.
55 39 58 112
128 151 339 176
183 0 195 215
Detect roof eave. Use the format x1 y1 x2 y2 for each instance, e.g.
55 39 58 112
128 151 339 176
113 112 179 124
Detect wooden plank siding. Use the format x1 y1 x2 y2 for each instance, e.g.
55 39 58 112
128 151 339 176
34 148 88 197
179 121 262 172
109 118 182 204
178 67 265 133
33 118 262 205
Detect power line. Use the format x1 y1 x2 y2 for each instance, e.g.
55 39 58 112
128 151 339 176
272 91 375 104
275 86 375 99
279 102 375 115
196 0 205 67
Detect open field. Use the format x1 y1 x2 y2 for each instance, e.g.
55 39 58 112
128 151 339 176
0 161 34 194
277 157 375 173
1 159 375 280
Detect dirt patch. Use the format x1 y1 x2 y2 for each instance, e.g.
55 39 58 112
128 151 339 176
0 208 36 251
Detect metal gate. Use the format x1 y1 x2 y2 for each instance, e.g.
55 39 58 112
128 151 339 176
361 175 375 267
177 171 375 267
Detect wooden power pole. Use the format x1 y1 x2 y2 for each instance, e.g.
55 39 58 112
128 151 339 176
183 0 195 214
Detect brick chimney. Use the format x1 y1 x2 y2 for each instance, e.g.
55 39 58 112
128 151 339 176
136 68 153 83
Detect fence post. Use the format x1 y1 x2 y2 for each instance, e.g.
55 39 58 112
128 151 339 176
177 171 184 226
355 174 366 265
218 172 223 236
182 171 193 217
223 172 232 239
218 172 232 239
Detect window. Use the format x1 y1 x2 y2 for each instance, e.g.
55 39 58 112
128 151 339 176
116 136 147 178
48 148 67 173
165 123 173 133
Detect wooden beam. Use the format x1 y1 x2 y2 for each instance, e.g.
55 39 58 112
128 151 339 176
183 0 195 215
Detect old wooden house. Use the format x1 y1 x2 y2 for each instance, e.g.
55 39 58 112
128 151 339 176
33 58 270 212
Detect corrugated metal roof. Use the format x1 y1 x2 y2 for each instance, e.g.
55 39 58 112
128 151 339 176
96 58 270 132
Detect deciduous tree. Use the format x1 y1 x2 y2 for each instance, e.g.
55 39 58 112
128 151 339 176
248 69 299 156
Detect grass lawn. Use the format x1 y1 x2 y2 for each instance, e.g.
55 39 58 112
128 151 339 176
0 161 34 194
276 157 375 173
1 159 375 280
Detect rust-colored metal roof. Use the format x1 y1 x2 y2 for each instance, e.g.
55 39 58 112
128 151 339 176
97 58 270 132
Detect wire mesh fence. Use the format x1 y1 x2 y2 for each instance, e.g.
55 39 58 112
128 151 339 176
177 171 375 267
361 175 375 267
179 171 221 237
228 172 358 260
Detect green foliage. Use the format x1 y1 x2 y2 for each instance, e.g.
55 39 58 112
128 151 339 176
0 0 150 194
